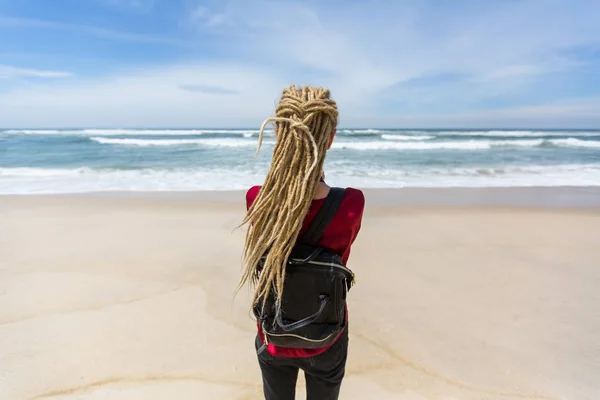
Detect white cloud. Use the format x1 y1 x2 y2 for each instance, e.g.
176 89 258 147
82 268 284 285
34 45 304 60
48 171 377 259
185 0 600 108
0 15 188 45
102 0 155 10
190 6 229 27
346 98 600 129
0 63 286 127
2 62 598 128
0 64 72 79
1 0 600 127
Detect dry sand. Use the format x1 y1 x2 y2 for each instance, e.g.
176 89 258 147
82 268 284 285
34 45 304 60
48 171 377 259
1 193 599 400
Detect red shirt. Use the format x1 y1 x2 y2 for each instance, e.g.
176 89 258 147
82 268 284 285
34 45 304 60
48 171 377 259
246 185 365 358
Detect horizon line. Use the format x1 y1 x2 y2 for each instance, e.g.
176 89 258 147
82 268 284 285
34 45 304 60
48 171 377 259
2 127 600 131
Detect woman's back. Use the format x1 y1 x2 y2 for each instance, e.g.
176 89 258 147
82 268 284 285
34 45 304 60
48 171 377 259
246 185 364 264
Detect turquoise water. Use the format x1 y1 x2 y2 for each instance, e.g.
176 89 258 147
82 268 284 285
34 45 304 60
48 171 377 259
1 128 599 194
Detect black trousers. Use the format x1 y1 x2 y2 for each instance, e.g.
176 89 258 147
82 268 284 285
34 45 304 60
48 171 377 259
255 328 349 400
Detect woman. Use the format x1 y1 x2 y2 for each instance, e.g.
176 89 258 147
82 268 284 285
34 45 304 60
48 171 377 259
239 85 364 400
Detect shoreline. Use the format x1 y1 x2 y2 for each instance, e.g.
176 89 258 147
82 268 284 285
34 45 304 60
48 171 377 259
2 186 600 208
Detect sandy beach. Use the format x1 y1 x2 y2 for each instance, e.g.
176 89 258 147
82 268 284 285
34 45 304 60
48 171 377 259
1 190 599 400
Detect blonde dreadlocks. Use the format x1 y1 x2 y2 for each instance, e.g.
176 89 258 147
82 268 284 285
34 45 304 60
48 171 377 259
238 85 339 309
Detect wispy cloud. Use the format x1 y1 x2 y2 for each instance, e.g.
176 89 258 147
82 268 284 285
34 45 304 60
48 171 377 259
183 0 600 111
190 6 229 28
1 0 599 127
179 84 240 94
103 0 155 8
0 64 72 79
361 97 600 129
0 14 188 46
0 63 284 127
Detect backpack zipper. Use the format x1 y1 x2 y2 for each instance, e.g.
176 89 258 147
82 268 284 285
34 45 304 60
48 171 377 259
289 259 356 285
263 325 269 345
289 259 353 276
262 322 336 344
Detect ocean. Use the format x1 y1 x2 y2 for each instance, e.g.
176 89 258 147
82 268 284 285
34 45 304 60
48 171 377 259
1 128 599 194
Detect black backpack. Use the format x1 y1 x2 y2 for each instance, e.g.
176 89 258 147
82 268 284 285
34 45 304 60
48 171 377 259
253 187 356 350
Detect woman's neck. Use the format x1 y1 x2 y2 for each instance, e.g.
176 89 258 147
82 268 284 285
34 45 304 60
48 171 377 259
313 181 330 200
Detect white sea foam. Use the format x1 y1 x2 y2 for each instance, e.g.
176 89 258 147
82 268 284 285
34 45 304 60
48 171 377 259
332 139 547 150
92 138 200 146
550 138 600 148
0 167 262 194
331 138 600 150
341 129 383 134
465 130 541 136
381 134 434 141
3 129 63 134
332 140 489 150
0 167 94 177
436 130 600 137
325 164 600 188
347 164 600 177
4 127 599 195
2 129 264 136
2 164 600 194
90 137 271 147
493 139 545 147
82 129 207 135
3 128 598 139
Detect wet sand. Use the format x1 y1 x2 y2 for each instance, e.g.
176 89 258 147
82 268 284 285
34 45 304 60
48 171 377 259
1 191 599 399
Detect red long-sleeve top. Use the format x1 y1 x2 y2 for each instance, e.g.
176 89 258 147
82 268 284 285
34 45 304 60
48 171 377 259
246 185 365 358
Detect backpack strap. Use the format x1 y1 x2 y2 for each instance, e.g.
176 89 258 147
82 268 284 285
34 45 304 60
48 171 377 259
300 187 346 246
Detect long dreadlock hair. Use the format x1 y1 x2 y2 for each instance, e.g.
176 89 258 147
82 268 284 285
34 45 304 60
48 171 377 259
238 84 339 310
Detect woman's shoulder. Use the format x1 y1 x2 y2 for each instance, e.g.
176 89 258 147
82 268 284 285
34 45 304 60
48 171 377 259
246 185 261 208
246 185 261 199
339 187 364 220
341 187 364 206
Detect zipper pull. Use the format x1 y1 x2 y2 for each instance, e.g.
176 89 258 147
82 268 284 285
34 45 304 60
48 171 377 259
262 325 269 345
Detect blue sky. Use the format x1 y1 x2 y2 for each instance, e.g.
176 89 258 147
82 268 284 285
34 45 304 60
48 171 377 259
1 0 599 128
